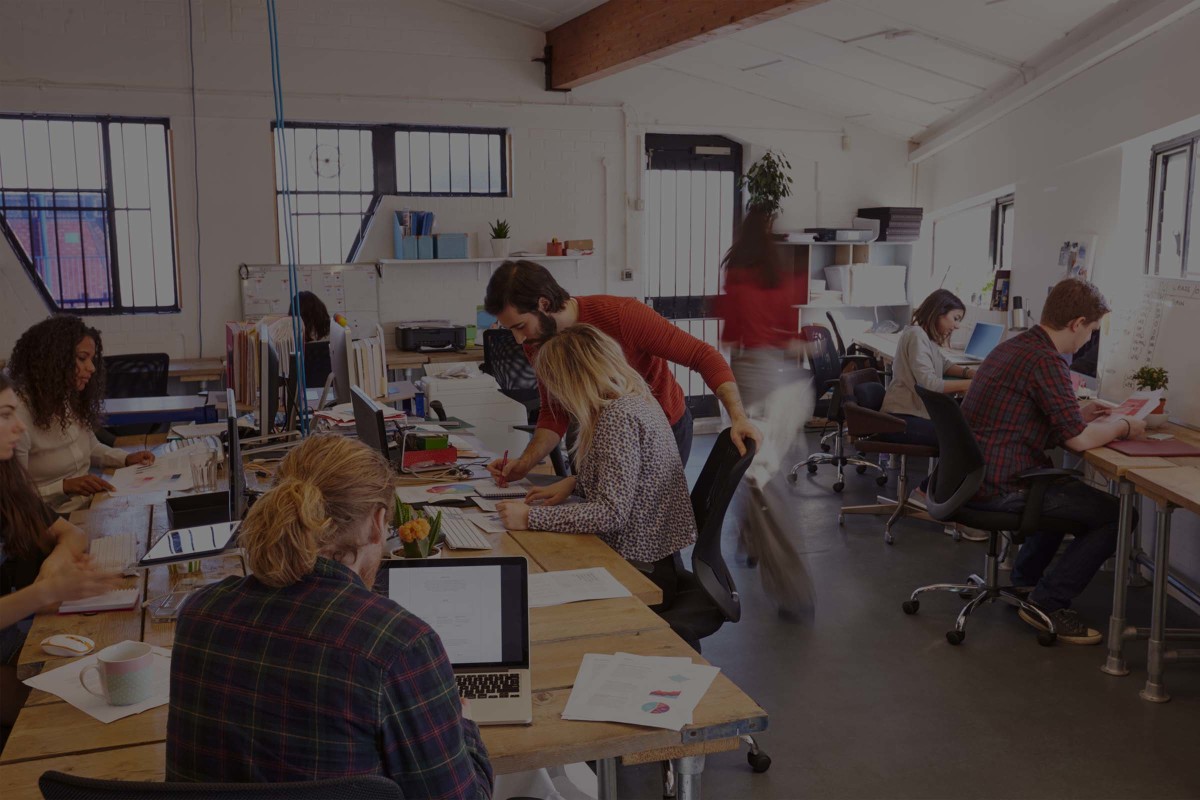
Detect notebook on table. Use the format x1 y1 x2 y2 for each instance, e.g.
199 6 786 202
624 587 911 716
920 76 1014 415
380 557 531 725
1107 439 1200 458
474 481 531 500
58 588 141 615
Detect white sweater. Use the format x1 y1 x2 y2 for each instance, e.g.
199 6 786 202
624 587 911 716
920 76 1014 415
14 396 128 513
880 325 947 419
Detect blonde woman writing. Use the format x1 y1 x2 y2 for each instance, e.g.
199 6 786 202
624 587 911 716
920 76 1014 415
167 435 493 798
496 324 697 606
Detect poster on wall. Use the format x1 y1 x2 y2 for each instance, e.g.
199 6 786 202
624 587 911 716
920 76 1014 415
1057 235 1098 282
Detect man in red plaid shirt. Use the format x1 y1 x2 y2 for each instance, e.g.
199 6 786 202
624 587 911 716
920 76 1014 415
962 279 1146 644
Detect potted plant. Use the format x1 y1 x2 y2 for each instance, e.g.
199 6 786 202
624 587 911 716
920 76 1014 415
488 219 511 258
740 150 793 215
393 499 444 559
1128 365 1169 427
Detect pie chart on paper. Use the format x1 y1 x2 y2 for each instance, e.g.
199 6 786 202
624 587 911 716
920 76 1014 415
427 484 477 495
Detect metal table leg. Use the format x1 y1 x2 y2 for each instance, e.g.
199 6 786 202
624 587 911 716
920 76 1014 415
1103 481 1136 676
597 757 619 800
1140 504 1174 703
674 754 706 800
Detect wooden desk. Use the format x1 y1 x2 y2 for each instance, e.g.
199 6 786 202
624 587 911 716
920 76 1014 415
1 497 764 799
385 345 486 374
1124 466 1200 703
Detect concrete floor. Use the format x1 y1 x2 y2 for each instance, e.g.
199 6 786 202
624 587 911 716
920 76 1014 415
614 432 1200 800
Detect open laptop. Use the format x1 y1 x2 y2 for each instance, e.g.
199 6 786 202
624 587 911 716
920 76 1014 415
945 321 1004 365
381 557 532 726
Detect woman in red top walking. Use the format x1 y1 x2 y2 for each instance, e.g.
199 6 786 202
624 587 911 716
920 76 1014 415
715 207 816 618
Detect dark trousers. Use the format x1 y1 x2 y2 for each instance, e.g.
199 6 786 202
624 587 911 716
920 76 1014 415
879 414 937 447
975 479 1124 612
671 405 694 468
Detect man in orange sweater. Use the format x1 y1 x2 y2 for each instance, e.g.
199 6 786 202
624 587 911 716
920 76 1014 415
483 260 761 483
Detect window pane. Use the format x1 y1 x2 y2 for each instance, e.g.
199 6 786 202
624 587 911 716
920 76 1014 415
127 210 155 306
342 215 361 260
0 118 29 187
470 134 488 194
338 129 362 192
410 132 430 193
80 203 111 306
294 127 318 192
429 132 449 193
114 209 135 307
24 120 52 188
316 128 339 193
109 124 127 207
49 121 79 189
449 133 469 193
359 130 373 192
934 202 994 307
395 132 410 192
74 122 104 189
1000 203 1015 270
1189 147 1200 275
121 123 151 209
297 215 320 263
489 135 502 193
319 214 341 263
1156 149 1188 278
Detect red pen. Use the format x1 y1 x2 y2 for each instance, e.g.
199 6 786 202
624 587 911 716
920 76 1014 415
497 450 509 486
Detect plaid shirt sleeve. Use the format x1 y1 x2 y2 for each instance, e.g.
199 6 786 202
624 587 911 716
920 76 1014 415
379 629 494 800
1029 352 1086 446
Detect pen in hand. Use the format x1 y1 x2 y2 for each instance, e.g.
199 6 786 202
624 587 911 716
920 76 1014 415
496 450 509 487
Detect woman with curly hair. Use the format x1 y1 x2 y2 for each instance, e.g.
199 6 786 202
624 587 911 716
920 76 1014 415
8 315 154 513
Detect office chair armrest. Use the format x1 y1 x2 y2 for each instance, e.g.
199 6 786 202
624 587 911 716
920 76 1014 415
1013 468 1082 535
839 354 875 371
843 403 906 436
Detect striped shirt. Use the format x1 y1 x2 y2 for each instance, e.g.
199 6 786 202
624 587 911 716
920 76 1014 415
524 295 735 437
167 557 492 799
528 394 697 563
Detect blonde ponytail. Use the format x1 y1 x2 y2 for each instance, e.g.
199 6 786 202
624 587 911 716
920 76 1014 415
238 434 393 588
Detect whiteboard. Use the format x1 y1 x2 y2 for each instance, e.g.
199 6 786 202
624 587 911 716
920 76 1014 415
1102 277 1200 428
239 263 381 337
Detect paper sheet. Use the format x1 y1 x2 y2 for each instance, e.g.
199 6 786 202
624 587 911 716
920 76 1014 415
471 496 499 512
170 421 227 438
562 653 719 731
24 644 172 724
395 479 528 506
528 568 632 608
1109 389 1163 421
109 456 193 495
464 511 507 535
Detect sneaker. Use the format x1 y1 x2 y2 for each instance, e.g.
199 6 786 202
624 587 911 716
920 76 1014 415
947 524 989 542
1019 608 1102 645
909 488 928 509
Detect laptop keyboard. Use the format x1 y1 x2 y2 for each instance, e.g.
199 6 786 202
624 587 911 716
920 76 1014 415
456 672 521 699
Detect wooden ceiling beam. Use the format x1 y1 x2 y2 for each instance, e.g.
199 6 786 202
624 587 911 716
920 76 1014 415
545 0 828 90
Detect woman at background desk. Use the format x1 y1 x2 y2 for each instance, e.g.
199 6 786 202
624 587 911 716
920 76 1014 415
495 325 696 607
1 372 122 729
8 315 154 513
880 289 974 447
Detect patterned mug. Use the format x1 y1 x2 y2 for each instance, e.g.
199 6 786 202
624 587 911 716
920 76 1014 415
79 641 156 706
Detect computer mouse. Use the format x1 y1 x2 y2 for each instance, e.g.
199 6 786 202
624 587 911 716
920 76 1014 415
41 633 96 658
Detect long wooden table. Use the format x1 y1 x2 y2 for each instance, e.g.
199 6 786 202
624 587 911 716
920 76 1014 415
0 494 764 799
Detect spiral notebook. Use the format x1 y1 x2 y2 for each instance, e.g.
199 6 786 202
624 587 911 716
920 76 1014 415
475 481 532 500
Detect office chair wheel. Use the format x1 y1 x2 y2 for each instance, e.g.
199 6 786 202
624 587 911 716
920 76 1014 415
946 630 965 645
820 443 831 453
747 750 772 773
958 589 976 600
788 471 799 485
807 463 818 474
902 600 919 615
832 481 845 493
856 464 867 474
1037 631 1057 647
875 475 888 486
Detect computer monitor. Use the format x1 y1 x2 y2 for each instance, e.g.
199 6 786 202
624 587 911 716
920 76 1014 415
225 388 246 522
1069 327 1101 392
964 322 1004 360
352 385 391 460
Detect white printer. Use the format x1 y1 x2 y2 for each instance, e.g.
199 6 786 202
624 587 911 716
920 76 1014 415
420 362 529 457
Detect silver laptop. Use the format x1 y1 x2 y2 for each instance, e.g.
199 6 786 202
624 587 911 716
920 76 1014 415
381 556 532 726
945 321 1005 365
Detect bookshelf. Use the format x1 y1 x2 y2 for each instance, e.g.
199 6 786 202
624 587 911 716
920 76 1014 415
782 241 913 325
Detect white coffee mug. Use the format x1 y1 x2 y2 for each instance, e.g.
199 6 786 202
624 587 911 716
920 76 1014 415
79 641 155 706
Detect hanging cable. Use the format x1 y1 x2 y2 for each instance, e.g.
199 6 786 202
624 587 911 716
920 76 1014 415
187 0 203 358
267 0 309 435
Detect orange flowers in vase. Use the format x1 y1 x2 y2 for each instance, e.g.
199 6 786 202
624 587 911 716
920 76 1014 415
393 498 444 558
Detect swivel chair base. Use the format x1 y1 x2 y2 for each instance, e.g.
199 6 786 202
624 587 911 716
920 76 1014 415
839 454 934 543
789 422 885 493
901 530 1059 647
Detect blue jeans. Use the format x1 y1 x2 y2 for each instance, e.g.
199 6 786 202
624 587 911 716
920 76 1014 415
878 414 937 448
973 479 1123 612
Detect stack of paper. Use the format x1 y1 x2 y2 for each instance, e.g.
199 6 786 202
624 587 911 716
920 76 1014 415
528 568 631 608
562 653 719 731
314 400 405 429
23 643 172 723
109 456 193 495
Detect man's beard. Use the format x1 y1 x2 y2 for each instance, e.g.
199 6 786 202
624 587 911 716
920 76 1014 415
528 310 559 345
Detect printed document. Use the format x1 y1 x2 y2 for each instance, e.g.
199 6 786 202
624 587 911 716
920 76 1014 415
562 652 719 731
528 568 632 608
24 644 172 724
1109 390 1163 421
109 456 193 495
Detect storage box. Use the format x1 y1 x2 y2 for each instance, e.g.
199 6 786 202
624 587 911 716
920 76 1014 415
398 236 434 259
434 233 469 259
405 432 450 450
824 265 850 292
166 491 231 530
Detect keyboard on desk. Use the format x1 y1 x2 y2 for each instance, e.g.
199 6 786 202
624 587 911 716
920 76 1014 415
89 532 138 575
439 516 493 550
456 671 521 699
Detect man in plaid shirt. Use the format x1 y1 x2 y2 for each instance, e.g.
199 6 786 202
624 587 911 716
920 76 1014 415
167 436 493 798
962 279 1145 645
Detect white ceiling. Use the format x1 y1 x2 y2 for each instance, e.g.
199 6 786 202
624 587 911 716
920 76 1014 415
450 0 1127 141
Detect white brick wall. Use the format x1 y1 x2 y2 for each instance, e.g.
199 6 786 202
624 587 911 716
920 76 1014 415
0 0 912 358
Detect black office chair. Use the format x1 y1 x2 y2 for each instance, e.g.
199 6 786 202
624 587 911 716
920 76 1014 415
480 328 568 477
657 430 770 774
302 340 332 389
902 386 1087 646
38 772 404 799
102 352 171 438
787 325 883 492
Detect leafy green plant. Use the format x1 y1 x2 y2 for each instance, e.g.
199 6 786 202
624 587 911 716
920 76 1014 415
394 498 444 558
1128 366 1168 392
739 151 793 215
488 219 511 239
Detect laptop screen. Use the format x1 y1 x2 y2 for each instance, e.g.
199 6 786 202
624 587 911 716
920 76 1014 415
964 322 1004 359
383 557 529 669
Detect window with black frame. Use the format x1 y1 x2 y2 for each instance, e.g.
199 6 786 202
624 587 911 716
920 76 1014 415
1146 131 1199 279
0 114 178 313
273 122 508 264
